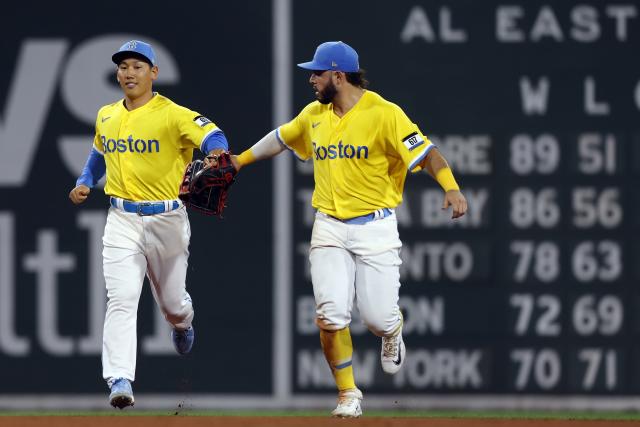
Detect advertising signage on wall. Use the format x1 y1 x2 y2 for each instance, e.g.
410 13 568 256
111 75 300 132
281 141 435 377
0 2 273 398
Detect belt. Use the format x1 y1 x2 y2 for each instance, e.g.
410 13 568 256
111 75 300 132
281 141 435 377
333 208 394 225
110 197 181 216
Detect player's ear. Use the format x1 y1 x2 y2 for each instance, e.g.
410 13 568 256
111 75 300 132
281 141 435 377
150 65 159 81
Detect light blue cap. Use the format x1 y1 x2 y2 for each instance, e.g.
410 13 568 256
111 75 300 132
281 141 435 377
297 41 359 73
112 40 156 66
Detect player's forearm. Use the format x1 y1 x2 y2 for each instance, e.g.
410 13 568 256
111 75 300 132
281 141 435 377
236 129 286 166
423 149 460 192
76 147 106 188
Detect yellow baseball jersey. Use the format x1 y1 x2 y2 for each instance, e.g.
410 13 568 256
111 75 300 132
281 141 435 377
278 90 434 219
93 93 220 201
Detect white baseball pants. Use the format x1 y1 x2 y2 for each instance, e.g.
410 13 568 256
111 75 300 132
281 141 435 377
101 206 193 384
309 211 403 337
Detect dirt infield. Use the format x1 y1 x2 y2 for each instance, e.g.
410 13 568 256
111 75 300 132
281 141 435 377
2 417 640 427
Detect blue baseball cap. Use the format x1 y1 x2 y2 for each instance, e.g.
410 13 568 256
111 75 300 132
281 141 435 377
112 40 156 66
297 41 359 73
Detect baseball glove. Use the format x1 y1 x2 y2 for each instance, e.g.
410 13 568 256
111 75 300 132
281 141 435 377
178 152 236 217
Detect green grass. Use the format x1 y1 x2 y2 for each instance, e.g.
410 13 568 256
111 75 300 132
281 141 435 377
1 410 640 420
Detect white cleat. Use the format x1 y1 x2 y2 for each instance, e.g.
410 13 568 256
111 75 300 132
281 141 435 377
331 388 363 418
381 332 405 374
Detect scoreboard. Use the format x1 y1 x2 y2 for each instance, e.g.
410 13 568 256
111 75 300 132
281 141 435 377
290 1 640 397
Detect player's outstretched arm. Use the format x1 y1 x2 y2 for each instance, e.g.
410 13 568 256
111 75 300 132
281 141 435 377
422 148 468 219
69 185 91 205
232 129 286 172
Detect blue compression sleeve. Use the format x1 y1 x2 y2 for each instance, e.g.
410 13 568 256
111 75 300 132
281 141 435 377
201 130 229 153
76 147 106 188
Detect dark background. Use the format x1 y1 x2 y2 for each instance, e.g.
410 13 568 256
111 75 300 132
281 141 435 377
1 0 639 406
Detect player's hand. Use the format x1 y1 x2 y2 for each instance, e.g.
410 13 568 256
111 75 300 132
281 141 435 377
69 185 91 205
443 189 467 219
204 148 226 168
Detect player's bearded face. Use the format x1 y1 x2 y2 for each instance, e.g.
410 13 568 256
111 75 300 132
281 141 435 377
311 71 337 104
317 80 337 104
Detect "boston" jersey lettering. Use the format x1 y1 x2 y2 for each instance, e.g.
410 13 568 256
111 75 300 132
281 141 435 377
313 141 369 160
101 135 160 153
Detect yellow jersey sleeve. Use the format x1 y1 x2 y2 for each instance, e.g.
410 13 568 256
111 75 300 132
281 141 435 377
92 106 105 153
277 104 314 161
170 104 221 152
388 104 434 173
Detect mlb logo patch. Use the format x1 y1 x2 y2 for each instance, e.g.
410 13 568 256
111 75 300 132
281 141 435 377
193 115 212 127
402 132 424 151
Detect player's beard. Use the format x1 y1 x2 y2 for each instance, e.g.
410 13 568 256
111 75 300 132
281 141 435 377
316 80 337 104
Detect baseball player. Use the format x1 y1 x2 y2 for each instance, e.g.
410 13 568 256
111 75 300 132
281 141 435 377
68 40 230 409
233 41 467 417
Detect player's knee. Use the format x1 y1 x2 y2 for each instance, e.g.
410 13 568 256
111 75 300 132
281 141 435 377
107 286 140 307
362 315 399 337
315 302 350 331
315 316 349 331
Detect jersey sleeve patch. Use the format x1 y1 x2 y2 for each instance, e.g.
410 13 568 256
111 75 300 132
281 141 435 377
193 115 212 127
402 132 425 151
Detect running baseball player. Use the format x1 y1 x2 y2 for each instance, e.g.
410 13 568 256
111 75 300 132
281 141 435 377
233 41 467 417
68 40 230 409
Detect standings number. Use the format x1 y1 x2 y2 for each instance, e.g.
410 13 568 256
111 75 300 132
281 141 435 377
577 134 617 175
572 295 623 336
509 294 561 336
510 348 619 391
510 188 560 228
572 188 622 228
572 241 622 282
508 293 623 336
510 241 559 282
510 349 561 390
578 348 618 390
509 240 621 283
510 134 560 175
509 133 617 175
